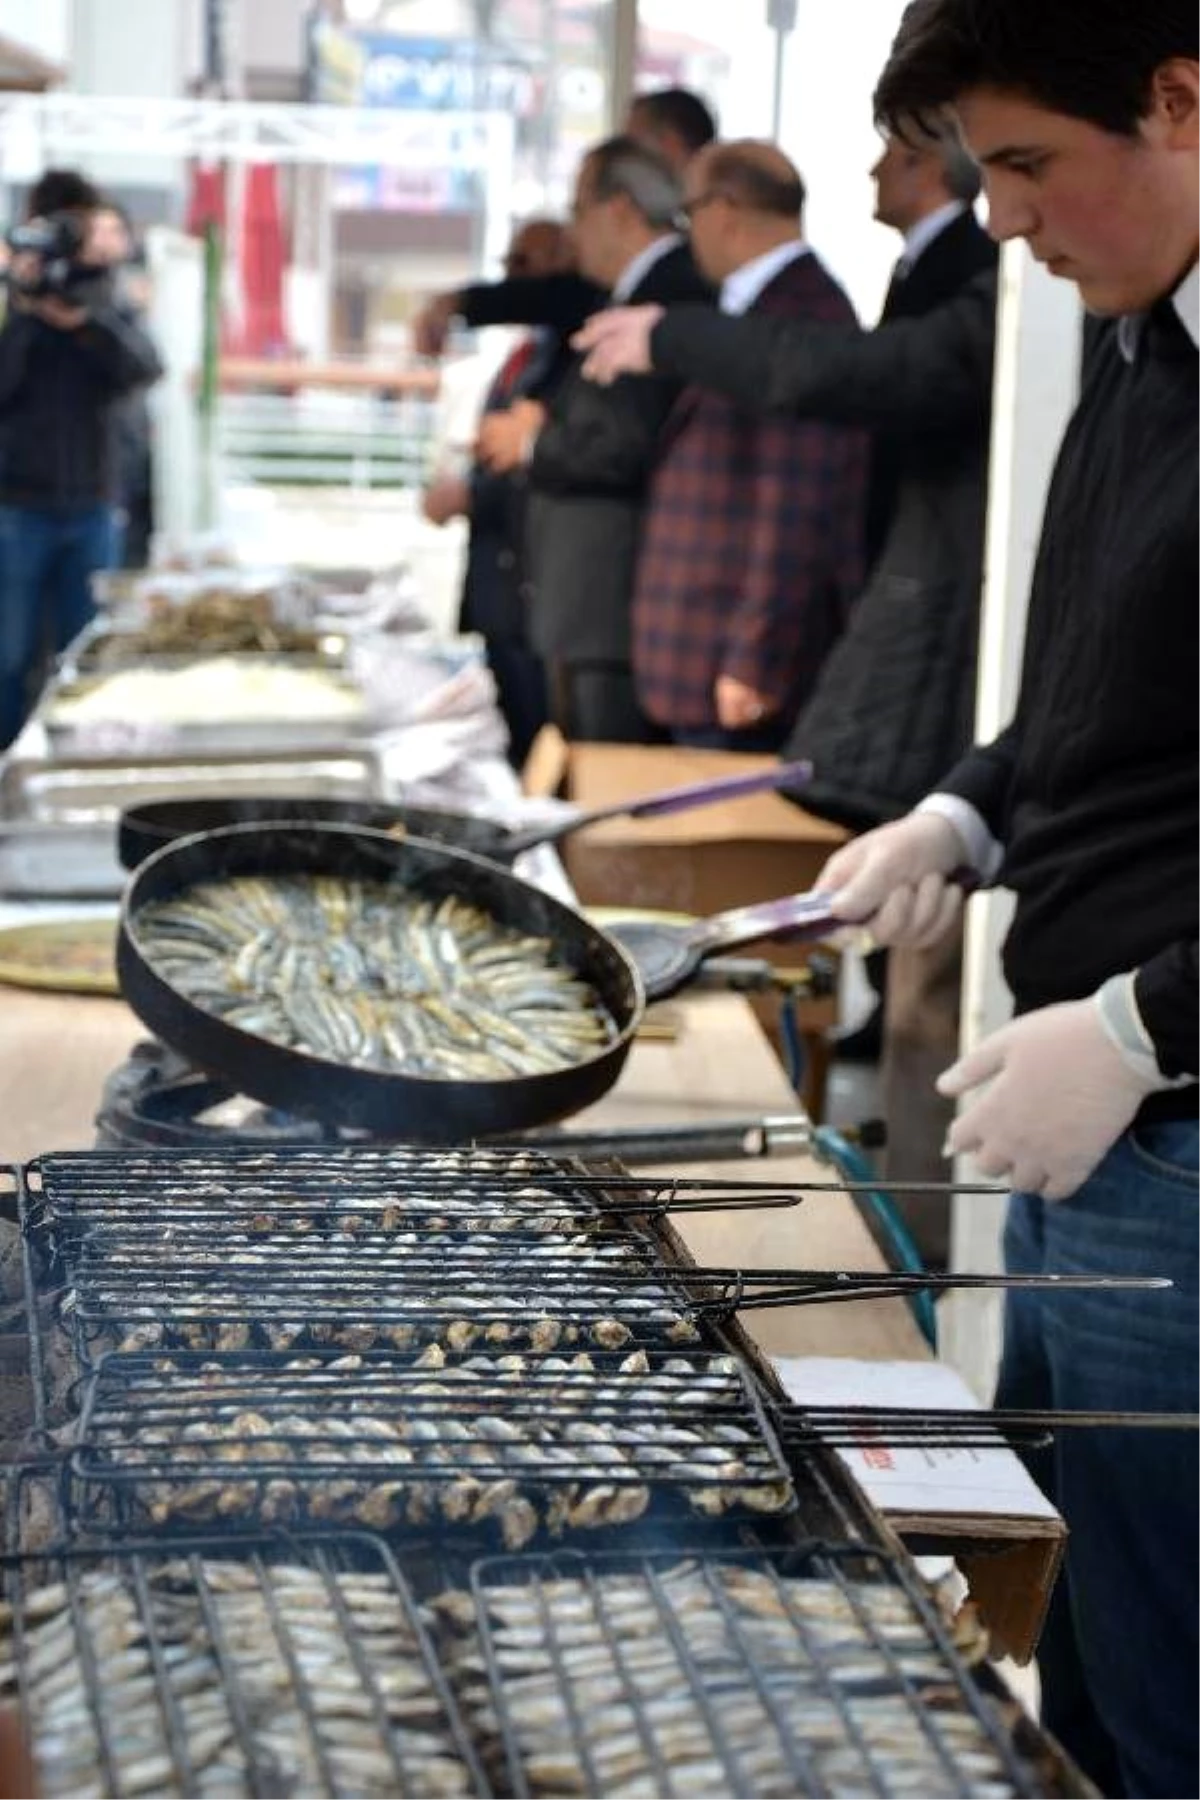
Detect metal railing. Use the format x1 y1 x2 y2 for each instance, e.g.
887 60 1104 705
217 390 439 492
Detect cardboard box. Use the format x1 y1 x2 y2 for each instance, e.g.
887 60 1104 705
562 743 848 918
776 1357 1067 1665
562 744 850 1116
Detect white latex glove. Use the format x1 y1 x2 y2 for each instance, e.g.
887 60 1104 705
938 999 1162 1200
821 812 967 948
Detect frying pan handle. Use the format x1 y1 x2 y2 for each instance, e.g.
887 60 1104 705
688 866 980 957
688 889 843 956
502 759 813 854
621 757 813 819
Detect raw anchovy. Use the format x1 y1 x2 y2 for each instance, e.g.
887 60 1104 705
0 1561 474 1799
137 878 617 1080
438 1562 1014 1799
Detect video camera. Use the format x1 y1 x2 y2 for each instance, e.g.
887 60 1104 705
4 211 91 299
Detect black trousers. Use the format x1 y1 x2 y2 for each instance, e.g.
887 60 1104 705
552 660 666 746
485 635 548 770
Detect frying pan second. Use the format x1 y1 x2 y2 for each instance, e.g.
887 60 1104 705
118 822 644 1141
117 795 515 870
116 760 814 874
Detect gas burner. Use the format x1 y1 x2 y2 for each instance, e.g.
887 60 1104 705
96 1039 378 1149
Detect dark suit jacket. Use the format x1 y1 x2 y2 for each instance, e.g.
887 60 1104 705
632 253 869 731
647 268 999 825
522 241 713 666
460 328 574 643
865 208 998 568
459 272 608 336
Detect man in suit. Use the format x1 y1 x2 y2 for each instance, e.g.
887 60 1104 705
865 128 997 569
633 142 869 751
837 130 996 1062
476 136 710 742
421 219 575 767
574 123 999 1251
411 88 716 356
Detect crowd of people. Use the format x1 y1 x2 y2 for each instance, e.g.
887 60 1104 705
418 81 1000 1250
0 168 161 748
423 6 1198 1797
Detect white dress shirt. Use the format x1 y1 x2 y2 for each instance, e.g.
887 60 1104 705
719 239 810 315
610 233 683 304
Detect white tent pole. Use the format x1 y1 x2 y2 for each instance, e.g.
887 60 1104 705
942 239 1082 1396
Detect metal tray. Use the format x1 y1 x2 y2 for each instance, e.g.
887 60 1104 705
38 664 372 758
0 820 126 899
0 748 385 825
60 632 352 681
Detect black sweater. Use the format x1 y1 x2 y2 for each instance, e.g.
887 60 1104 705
940 298 1197 1097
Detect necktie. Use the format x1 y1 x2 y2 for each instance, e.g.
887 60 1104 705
490 335 537 407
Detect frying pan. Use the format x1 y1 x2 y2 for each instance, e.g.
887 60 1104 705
608 872 978 1001
608 890 850 1002
116 759 813 872
118 822 644 1141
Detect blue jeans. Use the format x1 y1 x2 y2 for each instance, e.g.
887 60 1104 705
0 503 116 747
998 1120 1198 1798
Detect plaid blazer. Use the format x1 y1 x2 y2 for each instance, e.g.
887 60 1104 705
633 252 869 730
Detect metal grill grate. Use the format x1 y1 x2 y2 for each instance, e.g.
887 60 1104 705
0 1459 67 1557
457 1545 1040 1799
0 1532 488 1799
70 1349 795 1545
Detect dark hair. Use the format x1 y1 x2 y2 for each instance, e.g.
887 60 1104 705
875 0 1199 139
26 168 102 219
629 86 717 153
704 144 806 219
584 135 682 229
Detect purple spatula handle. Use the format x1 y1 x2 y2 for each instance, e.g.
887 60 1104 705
505 758 813 854
626 758 813 819
689 866 980 957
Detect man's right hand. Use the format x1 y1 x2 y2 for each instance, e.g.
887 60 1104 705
820 812 969 948
421 473 470 526
412 293 460 358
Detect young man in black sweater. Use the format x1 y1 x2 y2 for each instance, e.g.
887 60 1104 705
579 3 1197 1794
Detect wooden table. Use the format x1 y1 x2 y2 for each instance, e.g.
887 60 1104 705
0 980 924 1363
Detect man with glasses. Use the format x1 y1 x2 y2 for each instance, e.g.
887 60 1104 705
411 87 716 358
476 136 709 741
632 141 868 751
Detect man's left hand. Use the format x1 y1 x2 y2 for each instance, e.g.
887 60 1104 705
573 306 663 385
715 674 774 731
938 999 1160 1199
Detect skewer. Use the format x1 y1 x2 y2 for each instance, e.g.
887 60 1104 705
776 1406 1200 1450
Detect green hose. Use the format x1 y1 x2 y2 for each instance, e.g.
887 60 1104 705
812 1124 938 1349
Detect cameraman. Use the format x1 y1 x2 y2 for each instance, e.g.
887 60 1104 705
0 170 162 747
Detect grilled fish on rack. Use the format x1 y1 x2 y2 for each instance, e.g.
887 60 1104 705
75 1350 793 1546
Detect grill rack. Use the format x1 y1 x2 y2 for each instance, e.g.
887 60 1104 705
0 1459 68 1558
0 1530 489 1800
461 1542 1041 1799
69 1348 796 1544
22 1143 810 1230
12 1151 891 1554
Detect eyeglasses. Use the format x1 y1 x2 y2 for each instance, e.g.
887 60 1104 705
677 189 734 222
